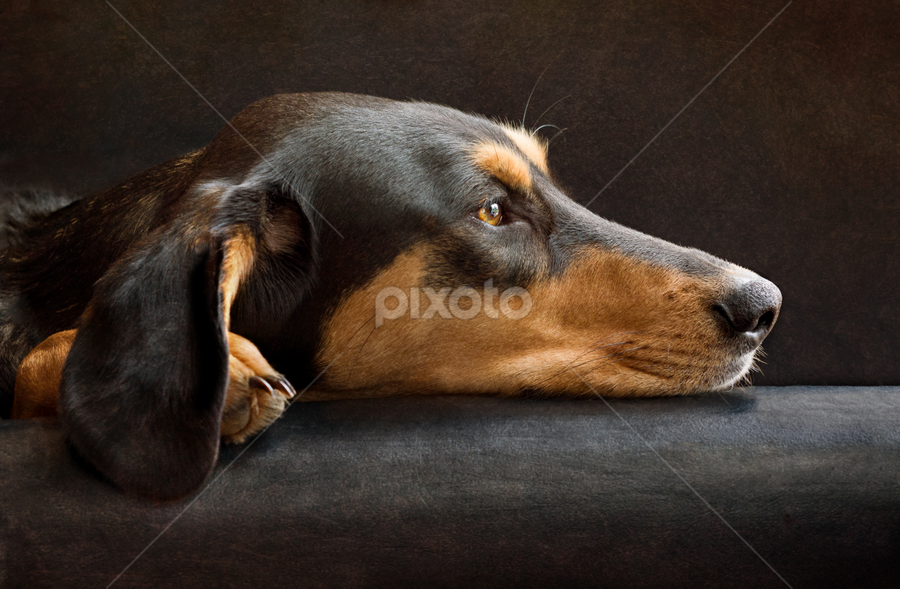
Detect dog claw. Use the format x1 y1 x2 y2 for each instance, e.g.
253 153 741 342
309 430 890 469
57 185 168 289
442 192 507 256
275 377 296 398
249 376 275 396
223 334 292 444
248 375 295 399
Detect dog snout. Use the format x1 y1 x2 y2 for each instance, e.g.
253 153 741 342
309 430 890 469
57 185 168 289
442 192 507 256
713 276 782 345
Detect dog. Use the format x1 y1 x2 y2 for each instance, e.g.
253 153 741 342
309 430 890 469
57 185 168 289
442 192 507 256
0 93 781 499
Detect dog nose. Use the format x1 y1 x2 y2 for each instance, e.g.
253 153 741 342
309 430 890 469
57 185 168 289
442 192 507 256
714 277 782 344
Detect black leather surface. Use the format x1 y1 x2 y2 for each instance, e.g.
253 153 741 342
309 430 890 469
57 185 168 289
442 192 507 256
3 386 899 588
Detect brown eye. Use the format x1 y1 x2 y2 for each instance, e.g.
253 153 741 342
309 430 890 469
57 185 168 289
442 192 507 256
478 201 502 226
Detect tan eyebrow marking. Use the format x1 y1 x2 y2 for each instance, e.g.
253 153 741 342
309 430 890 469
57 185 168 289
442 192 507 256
501 125 549 174
471 141 535 193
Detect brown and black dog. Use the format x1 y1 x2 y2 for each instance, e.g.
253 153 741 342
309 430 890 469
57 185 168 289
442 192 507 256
0 93 781 499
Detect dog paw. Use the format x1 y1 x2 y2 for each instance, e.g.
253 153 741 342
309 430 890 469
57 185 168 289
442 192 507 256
220 333 297 444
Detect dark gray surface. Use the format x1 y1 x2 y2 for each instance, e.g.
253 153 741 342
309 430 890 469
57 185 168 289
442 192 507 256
2 386 899 588
1 1 899 386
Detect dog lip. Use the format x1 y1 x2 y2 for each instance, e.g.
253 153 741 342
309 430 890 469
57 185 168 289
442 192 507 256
707 352 758 391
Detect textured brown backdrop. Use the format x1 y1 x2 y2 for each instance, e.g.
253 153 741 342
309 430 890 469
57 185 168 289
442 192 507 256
1 0 898 386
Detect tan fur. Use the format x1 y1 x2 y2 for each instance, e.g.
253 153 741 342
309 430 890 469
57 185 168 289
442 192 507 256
313 246 744 400
220 227 256 328
471 142 535 193
262 206 305 254
220 333 291 443
501 125 549 174
11 330 76 418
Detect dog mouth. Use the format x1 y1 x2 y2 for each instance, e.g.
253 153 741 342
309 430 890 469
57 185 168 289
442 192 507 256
558 335 764 396
707 350 762 391
663 346 762 394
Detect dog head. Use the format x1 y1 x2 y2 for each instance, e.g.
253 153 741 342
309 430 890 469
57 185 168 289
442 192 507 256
218 93 781 398
57 93 780 498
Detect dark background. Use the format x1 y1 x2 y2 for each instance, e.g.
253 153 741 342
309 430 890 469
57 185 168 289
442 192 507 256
1 0 897 386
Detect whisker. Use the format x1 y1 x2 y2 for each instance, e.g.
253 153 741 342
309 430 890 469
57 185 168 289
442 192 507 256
527 332 648 391
579 354 634 379
521 49 567 127
531 124 563 138
548 127 568 145
522 62 553 127
568 347 639 372
574 346 648 374
532 94 572 130
529 344 630 390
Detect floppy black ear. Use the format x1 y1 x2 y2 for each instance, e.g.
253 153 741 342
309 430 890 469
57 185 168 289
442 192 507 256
59 228 232 501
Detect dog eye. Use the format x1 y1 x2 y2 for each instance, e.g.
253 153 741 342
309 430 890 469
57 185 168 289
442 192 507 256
478 201 503 226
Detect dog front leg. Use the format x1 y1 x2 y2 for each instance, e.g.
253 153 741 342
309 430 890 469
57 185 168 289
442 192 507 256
12 330 295 441
12 329 76 418
220 332 296 444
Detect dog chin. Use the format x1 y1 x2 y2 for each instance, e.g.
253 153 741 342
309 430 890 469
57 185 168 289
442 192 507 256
708 351 758 392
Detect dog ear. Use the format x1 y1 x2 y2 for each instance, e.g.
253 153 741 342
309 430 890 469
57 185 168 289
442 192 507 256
58 225 236 500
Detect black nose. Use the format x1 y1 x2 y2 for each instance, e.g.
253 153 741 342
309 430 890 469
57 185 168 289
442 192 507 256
714 278 782 344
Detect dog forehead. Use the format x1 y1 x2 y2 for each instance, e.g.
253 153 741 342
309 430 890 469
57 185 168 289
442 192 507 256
239 94 543 181
300 97 534 164
268 97 543 214
256 96 729 276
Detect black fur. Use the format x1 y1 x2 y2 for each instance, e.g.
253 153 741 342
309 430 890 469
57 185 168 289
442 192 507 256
0 187 79 251
1 93 781 499
61 237 229 500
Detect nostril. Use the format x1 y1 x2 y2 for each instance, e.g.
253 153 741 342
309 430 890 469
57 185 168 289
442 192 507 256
756 309 776 332
714 278 782 341
713 303 737 330
713 301 764 334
